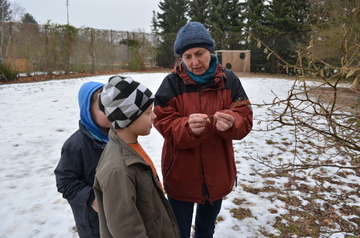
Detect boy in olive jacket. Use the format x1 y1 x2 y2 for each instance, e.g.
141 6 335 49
93 76 180 238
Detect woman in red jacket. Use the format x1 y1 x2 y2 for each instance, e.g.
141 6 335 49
153 22 253 238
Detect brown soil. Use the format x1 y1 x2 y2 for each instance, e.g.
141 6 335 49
236 72 360 115
307 86 359 115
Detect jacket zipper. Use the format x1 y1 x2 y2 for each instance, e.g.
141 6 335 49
198 85 204 112
199 85 211 203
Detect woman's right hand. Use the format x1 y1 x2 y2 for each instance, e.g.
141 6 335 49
188 113 207 135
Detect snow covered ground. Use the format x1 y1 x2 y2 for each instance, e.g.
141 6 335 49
0 72 358 237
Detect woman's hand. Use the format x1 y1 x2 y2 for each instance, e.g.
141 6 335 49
214 112 234 131
188 113 207 135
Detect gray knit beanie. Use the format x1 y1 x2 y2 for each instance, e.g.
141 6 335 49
174 22 214 57
99 75 154 129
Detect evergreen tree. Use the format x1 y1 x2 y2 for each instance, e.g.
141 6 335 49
264 0 309 73
242 0 267 72
151 10 159 33
243 0 266 35
0 0 12 22
188 0 210 26
21 13 38 24
208 0 243 50
226 0 245 49
157 0 188 33
246 0 309 73
153 0 189 68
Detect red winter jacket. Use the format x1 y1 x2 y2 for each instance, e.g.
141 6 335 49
154 60 253 204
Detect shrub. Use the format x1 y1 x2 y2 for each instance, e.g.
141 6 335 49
0 64 18 82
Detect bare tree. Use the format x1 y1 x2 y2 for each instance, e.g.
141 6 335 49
9 2 25 22
246 0 360 172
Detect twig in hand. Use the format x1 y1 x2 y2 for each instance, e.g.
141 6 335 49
206 98 246 123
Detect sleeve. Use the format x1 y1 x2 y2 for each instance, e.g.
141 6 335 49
54 138 94 207
100 168 148 238
215 71 253 140
154 75 205 149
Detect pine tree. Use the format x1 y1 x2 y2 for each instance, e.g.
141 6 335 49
263 0 310 73
242 0 267 72
156 0 188 34
0 0 12 22
151 10 159 33
245 0 309 73
226 0 245 49
243 0 266 35
21 13 38 24
153 0 189 68
188 0 210 26
208 0 243 50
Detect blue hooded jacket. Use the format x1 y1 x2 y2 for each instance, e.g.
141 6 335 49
78 81 108 142
55 81 109 238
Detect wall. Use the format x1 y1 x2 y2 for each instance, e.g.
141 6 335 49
215 50 251 73
4 58 34 73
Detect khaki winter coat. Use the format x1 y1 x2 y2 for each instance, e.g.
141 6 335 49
93 128 180 238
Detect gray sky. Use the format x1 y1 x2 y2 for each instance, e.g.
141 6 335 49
11 0 161 33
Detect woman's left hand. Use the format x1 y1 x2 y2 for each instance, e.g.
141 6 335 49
214 112 234 131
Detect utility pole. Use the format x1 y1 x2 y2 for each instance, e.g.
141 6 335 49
0 0 4 63
66 0 69 24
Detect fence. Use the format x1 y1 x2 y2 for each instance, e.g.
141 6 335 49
0 22 255 77
0 22 158 76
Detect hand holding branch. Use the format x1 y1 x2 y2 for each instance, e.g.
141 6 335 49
214 112 234 131
188 113 208 135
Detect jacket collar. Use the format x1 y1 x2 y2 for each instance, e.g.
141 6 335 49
79 121 107 149
173 59 226 89
108 127 150 167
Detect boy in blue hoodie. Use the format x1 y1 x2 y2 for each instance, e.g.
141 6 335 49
54 81 112 238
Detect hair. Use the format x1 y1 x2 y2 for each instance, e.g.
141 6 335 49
91 87 103 106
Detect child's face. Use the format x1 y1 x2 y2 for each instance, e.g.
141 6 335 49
91 98 112 129
128 103 156 136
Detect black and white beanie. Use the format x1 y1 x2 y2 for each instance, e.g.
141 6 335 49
99 75 154 129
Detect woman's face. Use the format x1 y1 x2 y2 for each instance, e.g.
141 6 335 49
181 47 211 75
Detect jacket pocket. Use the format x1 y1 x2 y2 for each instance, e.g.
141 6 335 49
145 215 163 238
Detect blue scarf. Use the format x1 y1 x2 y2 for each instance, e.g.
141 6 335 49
184 54 219 84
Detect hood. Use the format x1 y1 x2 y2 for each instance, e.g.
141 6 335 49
78 81 108 142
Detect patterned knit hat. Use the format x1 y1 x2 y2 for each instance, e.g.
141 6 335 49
174 22 214 56
99 76 154 129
